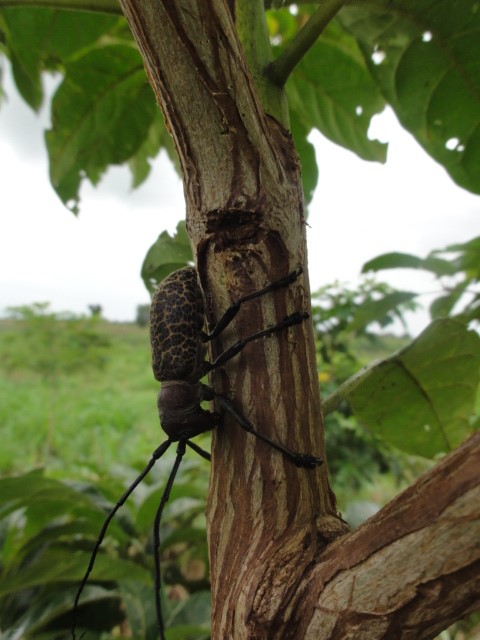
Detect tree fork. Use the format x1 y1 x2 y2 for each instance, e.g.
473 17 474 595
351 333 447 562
294 432 480 639
117 1 479 638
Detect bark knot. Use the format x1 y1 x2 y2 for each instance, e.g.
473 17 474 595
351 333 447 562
206 208 265 251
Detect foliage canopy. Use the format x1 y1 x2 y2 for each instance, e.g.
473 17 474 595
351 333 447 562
0 0 479 214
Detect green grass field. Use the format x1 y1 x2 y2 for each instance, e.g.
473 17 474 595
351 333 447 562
0 320 163 477
0 315 409 495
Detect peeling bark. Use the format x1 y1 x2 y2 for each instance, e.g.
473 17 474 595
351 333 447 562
117 1 480 638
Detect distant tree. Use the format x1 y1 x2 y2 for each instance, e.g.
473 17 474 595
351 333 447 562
135 303 150 327
88 304 103 318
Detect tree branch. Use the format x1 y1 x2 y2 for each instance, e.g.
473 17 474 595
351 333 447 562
267 0 347 87
0 0 120 13
290 431 480 638
234 0 289 125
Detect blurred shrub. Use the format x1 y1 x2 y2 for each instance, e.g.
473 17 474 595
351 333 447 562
136 304 151 327
1 303 111 378
0 450 211 640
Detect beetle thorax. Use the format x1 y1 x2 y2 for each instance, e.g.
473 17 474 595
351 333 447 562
157 380 214 440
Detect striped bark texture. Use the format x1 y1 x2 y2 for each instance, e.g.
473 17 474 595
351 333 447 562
118 1 480 637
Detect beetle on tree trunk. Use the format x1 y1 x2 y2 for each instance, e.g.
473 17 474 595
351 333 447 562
71 265 322 640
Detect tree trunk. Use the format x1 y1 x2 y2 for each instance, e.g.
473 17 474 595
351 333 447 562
117 1 480 637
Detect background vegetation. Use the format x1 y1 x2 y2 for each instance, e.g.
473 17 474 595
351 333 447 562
1 241 479 638
1 0 479 638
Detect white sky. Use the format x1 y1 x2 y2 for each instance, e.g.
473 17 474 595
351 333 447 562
1 72 479 335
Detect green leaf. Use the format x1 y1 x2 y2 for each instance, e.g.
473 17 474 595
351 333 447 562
159 526 207 551
266 8 299 44
286 26 387 162
118 580 157 640
1 585 114 638
340 1 480 194
362 252 425 272
165 625 210 640
0 7 121 110
0 470 134 574
362 251 457 276
0 470 98 520
45 44 157 213
342 319 480 457
129 110 180 188
136 483 207 533
349 290 417 331
429 282 469 319
289 113 318 206
169 590 211 628
141 221 193 294
0 548 152 597
436 236 480 279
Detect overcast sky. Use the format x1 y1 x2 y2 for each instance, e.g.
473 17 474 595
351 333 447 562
1 71 478 335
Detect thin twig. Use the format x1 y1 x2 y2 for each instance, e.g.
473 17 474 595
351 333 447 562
267 0 346 86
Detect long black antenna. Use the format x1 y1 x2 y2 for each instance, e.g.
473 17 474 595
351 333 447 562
71 438 173 640
152 438 188 640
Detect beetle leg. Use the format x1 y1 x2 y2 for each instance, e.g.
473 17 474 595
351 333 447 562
186 439 212 461
208 389 323 469
202 312 308 374
203 266 304 340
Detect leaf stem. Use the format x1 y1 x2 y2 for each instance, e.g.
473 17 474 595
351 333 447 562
268 0 346 87
0 0 121 13
321 362 374 416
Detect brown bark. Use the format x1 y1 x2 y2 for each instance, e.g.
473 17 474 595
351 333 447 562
294 431 480 640
117 1 479 638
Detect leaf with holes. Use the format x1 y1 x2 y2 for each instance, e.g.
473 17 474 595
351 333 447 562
339 0 480 194
286 21 387 162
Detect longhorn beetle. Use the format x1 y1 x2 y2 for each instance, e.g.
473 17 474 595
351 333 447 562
72 265 322 640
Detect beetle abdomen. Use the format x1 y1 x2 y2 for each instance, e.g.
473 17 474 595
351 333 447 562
150 267 205 382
